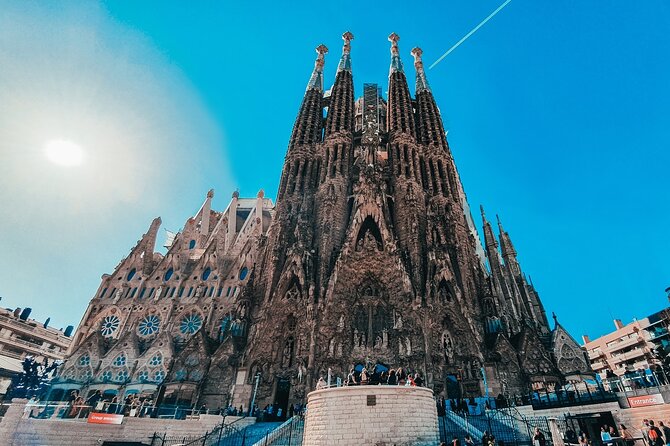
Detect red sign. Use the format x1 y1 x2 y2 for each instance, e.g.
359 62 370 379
628 394 664 408
88 413 124 425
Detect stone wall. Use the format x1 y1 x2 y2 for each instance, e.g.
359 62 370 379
0 399 251 446
304 386 439 446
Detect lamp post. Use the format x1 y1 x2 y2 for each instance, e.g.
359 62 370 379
249 372 260 417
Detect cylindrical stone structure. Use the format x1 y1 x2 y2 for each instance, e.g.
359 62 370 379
304 386 439 445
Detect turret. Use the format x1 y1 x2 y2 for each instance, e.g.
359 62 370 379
279 44 328 200
387 33 416 139
324 32 355 138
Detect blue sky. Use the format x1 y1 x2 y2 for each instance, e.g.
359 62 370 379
0 1 668 341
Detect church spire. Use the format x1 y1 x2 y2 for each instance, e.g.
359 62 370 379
410 47 431 94
388 32 404 75
337 31 354 73
306 44 328 92
387 33 416 138
325 32 355 137
285 44 328 154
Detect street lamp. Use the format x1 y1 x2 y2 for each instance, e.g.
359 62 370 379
249 372 261 417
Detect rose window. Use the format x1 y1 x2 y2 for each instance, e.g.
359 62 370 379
79 354 90 367
100 370 112 381
100 315 120 337
138 370 149 382
180 313 202 335
138 314 161 336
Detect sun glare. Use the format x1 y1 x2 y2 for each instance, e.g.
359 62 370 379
44 139 84 167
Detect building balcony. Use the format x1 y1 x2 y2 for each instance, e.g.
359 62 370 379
608 336 646 352
588 350 605 360
610 349 648 364
591 361 607 370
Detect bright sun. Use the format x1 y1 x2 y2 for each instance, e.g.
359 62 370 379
44 139 84 166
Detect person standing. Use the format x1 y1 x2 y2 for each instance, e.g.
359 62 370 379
620 424 634 446
534 428 547 446
658 421 670 446
649 421 664 446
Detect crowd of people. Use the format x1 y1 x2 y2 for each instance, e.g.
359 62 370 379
315 366 425 389
438 428 548 446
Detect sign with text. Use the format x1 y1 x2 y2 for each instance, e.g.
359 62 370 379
628 394 664 408
88 412 124 425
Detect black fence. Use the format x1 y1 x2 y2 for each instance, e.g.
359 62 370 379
529 387 619 410
439 408 553 446
151 416 304 446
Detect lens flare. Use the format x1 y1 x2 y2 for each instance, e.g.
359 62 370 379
44 139 84 166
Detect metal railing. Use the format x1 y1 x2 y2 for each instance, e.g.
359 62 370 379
13 400 221 421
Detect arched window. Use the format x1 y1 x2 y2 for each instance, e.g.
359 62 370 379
202 267 211 281
188 240 196 249
287 315 296 332
126 268 136 281
355 216 384 251
239 267 249 281
153 369 166 382
100 370 112 382
78 354 90 367
114 369 129 383
138 370 149 382
164 268 174 281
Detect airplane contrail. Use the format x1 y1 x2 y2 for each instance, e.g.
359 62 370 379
429 0 513 70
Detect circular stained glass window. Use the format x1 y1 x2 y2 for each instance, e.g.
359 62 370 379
80 369 93 380
180 313 202 335
114 369 129 383
138 314 161 336
149 353 162 366
100 370 112 381
138 370 149 382
154 369 166 382
113 354 127 367
79 354 90 367
100 315 120 337
175 369 187 380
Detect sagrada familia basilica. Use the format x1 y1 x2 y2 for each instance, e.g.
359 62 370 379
53 33 592 412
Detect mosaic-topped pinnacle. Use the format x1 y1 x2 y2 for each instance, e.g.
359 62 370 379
342 31 354 54
337 33 353 73
388 32 400 55
411 47 423 68
388 33 403 74
411 47 431 93
315 44 328 69
307 44 328 91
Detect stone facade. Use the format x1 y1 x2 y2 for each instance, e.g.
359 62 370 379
56 32 592 413
303 386 439 445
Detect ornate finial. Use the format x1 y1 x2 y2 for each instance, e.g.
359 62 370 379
411 47 431 93
307 44 328 91
388 33 403 75
337 33 354 73
411 47 423 68
207 189 214 199
480 205 486 219
232 190 240 199
342 31 354 54
257 189 264 199
388 33 400 54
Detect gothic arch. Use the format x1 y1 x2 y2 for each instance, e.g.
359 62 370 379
355 216 384 251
